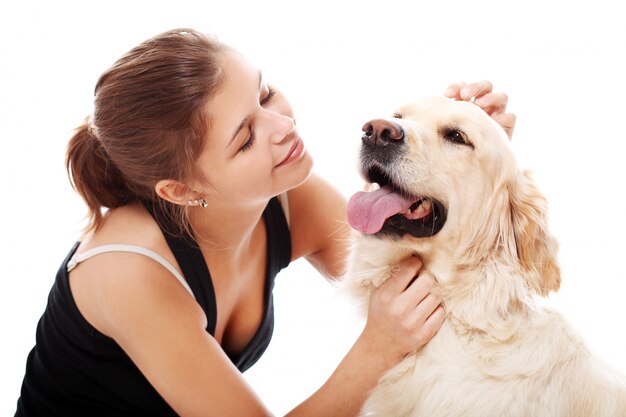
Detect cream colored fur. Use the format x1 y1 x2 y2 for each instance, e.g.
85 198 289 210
345 97 626 417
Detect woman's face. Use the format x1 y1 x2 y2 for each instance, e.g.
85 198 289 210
194 51 313 206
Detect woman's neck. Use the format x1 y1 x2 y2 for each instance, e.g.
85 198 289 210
188 198 269 256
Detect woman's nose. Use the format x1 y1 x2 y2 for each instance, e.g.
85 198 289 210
268 113 296 142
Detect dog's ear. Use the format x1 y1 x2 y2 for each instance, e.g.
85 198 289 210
509 171 561 296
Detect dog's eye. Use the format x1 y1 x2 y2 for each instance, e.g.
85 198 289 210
442 128 472 147
393 113 403 119
446 131 465 144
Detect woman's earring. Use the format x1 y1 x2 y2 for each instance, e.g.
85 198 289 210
188 197 207 208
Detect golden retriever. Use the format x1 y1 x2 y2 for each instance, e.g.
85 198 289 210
344 96 626 417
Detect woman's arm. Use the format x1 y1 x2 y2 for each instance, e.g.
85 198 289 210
288 172 350 280
91 249 441 417
286 257 445 417
88 255 273 417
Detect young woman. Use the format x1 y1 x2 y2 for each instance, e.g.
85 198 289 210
15 28 515 417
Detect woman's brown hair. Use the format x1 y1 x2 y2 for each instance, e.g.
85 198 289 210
66 28 226 236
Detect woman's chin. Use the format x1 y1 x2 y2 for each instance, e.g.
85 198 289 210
280 151 314 192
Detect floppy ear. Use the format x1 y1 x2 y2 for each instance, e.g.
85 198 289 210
509 171 561 296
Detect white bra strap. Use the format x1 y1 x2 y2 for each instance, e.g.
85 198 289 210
67 244 195 299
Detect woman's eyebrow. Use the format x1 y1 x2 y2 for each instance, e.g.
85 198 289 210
226 71 263 149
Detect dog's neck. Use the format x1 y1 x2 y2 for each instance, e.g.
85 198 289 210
350 232 539 341
403 238 537 342
426 243 537 341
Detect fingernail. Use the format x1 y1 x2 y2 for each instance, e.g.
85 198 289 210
473 97 486 106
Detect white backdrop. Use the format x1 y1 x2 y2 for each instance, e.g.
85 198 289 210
1 0 625 415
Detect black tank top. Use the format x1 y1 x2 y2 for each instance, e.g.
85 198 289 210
15 197 291 417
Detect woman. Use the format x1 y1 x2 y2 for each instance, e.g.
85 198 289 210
15 28 515 416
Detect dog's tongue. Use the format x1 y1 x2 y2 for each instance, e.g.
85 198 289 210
348 185 415 234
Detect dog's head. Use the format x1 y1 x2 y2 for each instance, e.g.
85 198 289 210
347 96 560 296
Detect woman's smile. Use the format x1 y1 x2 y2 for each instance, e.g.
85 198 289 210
276 136 305 168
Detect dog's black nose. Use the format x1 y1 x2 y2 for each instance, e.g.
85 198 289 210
362 119 404 146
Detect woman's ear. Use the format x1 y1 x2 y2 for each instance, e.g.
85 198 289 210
155 179 194 206
510 171 561 296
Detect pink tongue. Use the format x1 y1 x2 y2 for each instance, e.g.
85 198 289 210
347 185 416 234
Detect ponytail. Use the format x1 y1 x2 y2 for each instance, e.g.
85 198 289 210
65 121 134 232
64 28 226 236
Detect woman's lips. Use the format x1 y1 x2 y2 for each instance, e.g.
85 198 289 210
276 137 305 167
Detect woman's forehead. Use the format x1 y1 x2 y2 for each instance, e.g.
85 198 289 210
203 52 261 147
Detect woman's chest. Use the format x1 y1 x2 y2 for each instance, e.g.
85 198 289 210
203 238 269 359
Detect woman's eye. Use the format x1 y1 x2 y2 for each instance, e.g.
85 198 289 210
240 129 255 153
261 86 276 106
239 86 276 153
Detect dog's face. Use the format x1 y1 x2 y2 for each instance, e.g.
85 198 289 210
347 96 560 295
349 96 514 242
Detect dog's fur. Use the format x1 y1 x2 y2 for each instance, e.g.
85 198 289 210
345 97 626 417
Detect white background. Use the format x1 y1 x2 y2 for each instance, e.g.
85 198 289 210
1 0 625 415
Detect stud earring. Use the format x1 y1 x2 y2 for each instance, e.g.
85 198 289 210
187 198 206 207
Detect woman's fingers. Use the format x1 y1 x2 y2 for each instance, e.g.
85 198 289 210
364 257 445 359
460 80 493 101
379 256 423 295
399 269 437 307
474 92 509 114
491 112 517 139
444 80 494 101
420 305 446 341
412 292 443 325
444 80 516 140
444 82 467 100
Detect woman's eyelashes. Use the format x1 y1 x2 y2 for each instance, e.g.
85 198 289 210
240 129 255 152
261 86 276 105
239 87 276 153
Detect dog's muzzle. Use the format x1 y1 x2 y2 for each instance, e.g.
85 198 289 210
348 119 447 240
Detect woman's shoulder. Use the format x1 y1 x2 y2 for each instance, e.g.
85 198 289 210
73 200 187 294
70 202 206 338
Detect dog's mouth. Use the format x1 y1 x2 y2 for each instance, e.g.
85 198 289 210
348 164 447 239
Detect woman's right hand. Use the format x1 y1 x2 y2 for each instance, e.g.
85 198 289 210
361 256 445 365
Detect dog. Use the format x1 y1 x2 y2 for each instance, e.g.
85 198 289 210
344 96 626 417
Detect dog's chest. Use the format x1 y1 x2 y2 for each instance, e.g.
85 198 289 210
360 322 559 417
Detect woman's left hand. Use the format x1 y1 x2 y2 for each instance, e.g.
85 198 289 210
444 80 516 139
